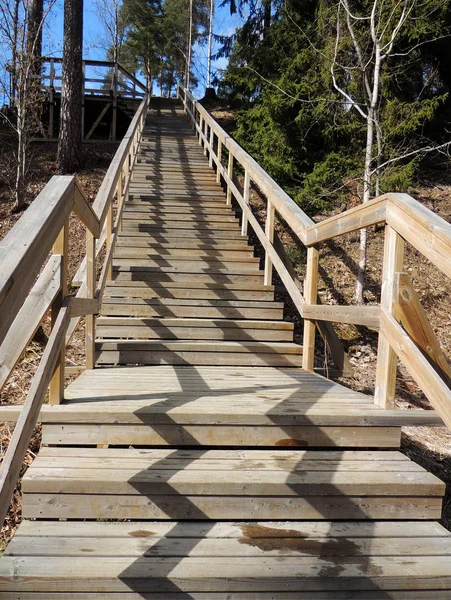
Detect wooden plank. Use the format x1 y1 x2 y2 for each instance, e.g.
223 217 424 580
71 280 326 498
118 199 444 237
41 424 400 447
0 303 70 527
305 196 388 245
302 246 319 371
1 593 449 600
85 230 96 369
303 304 380 329
0 176 74 346
73 182 101 237
374 226 405 408
0 256 61 390
380 308 450 428
387 201 451 279
23 493 441 521
264 200 275 285
103 287 274 301
49 221 69 405
70 297 99 318
9 529 451 558
393 272 451 380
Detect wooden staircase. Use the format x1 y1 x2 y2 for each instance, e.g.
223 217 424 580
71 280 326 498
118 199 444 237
1 98 451 597
96 103 302 367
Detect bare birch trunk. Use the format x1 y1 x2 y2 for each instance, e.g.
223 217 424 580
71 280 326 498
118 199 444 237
355 43 381 304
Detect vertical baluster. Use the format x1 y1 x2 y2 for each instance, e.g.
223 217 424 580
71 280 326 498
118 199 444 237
264 200 275 285
374 225 405 408
199 115 203 146
241 170 250 235
85 229 96 370
203 122 208 156
216 141 222 183
209 128 214 168
49 220 69 405
302 246 319 371
226 152 234 206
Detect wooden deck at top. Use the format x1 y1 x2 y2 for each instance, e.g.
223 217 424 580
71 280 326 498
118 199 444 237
1 98 449 599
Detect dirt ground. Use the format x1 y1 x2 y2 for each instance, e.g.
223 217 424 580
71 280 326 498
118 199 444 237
1 115 451 551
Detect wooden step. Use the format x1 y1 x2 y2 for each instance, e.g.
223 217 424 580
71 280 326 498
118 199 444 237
3 521 451 598
113 247 255 260
112 258 260 270
95 340 302 366
123 205 236 215
122 213 238 223
120 221 240 231
96 317 293 341
117 229 246 239
21 448 444 520
100 298 284 319
112 271 265 284
116 235 249 246
103 284 274 301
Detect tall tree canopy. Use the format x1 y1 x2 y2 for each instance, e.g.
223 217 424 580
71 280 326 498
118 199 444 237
219 0 451 213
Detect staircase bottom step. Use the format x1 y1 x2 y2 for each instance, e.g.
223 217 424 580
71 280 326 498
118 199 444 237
2 520 451 597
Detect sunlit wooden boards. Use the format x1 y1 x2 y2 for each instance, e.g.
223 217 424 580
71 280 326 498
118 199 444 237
32 364 442 447
21 447 444 520
2 521 451 597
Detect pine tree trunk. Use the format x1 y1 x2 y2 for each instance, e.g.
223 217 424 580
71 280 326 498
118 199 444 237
27 0 43 60
57 0 84 173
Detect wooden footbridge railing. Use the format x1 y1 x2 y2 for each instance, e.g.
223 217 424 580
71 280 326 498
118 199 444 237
0 92 149 526
178 83 451 425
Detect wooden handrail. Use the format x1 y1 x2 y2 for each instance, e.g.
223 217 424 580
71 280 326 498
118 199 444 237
178 83 451 423
0 91 149 526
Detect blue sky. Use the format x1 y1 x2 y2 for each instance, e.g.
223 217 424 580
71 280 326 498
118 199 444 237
43 0 242 98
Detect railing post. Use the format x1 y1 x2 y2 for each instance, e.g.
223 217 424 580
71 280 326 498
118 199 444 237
199 115 203 147
106 201 113 280
209 128 214 168
203 123 209 156
216 141 222 183
241 170 250 235
264 200 275 285
375 225 405 408
302 245 319 371
49 220 69 405
226 152 234 206
85 229 96 370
